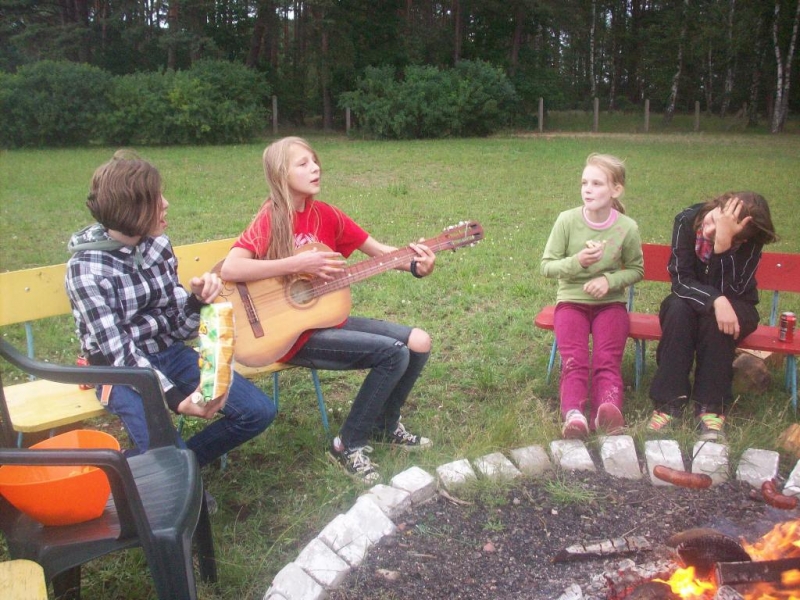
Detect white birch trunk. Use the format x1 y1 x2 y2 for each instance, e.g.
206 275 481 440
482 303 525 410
664 0 690 124
720 0 736 117
772 0 800 132
590 0 597 99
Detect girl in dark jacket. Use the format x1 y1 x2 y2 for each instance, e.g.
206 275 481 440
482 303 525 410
647 191 777 440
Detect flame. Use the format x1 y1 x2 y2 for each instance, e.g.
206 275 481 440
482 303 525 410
655 520 800 599
655 566 715 597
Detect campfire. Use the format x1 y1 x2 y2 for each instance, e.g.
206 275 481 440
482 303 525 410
648 519 800 599
555 519 800 599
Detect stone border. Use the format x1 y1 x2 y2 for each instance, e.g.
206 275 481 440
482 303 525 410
263 436 800 600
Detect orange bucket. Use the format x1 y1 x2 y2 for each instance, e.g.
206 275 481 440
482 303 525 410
0 429 120 526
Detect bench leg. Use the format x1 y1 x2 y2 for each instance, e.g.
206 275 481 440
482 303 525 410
545 340 558 385
786 355 798 416
310 369 330 436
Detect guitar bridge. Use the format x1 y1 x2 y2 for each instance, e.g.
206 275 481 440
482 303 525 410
236 282 265 338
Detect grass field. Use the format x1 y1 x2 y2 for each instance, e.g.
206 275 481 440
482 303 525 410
1 131 800 599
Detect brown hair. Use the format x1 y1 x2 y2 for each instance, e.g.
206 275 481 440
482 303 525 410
86 149 162 237
585 153 627 214
693 191 778 246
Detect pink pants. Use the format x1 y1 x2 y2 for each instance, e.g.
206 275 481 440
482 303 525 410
553 302 629 425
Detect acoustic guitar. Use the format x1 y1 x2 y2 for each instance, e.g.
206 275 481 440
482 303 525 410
215 220 484 367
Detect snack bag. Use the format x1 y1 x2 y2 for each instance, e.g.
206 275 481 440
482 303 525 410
196 302 235 405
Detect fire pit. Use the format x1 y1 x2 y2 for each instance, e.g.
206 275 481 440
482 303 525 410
327 470 800 600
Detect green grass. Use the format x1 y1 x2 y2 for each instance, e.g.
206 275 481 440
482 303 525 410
1 131 800 599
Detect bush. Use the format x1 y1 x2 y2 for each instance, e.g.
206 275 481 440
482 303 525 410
102 60 269 145
0 61 112 147
340 60 519 139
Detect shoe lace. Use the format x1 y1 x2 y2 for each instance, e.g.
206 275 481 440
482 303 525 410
392 423 418 443
346 445 376 473
648 411 672 430
700 413 725 431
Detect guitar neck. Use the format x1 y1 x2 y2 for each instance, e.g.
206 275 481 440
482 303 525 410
308 232 470 298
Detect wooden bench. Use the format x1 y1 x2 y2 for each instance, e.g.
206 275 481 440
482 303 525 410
0 559 48 600
534 243 800 411
0 238 329 446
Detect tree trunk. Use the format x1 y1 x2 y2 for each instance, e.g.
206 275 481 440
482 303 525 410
664 0 689 124
510 5 525 77
771 0 800 133
453 0 461 65
720 0 736 117
590 0 597 100
167 2 178 71
747 13 766 126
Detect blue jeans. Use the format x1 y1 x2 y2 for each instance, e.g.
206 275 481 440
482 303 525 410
103 343 276 467
287 316 430 447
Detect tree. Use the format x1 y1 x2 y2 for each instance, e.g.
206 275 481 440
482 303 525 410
771 0 800 132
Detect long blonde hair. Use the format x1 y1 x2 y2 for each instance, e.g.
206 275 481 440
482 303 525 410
258 136 321 260
585 153 626 214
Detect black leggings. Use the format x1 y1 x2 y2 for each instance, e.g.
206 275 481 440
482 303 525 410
648 293 759 415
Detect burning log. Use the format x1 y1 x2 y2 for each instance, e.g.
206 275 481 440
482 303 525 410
714 556 800 586
666 528 751 578
552 535 651 563
713 586 745 600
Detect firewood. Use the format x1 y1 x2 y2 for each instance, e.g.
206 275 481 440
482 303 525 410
715 557 800 586
732 352 772 394
714 586 745 600
552 535 651 562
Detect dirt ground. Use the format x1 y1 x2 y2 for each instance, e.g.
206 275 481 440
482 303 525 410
328 470 799 600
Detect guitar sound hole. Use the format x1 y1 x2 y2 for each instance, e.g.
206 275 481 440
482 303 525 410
288 278 315 307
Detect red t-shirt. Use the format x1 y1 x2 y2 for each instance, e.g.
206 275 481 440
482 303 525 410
233 199 369 361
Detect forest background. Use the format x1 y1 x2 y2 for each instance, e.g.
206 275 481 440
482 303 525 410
2 0 800 144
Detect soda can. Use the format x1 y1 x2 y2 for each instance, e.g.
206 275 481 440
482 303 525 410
779 312 796 343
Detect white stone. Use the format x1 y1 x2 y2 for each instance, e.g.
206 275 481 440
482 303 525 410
645 439 685 486
390 466 436 504
692 441 729 485
436 458 477 491
735 448 780 487
556 583 583 599
509 445 553 476
784 459 800 497
265 562 327 600
361 484 412 519
473 452 522 480
549 439 596 472
294 538 351 589
599 435 642 480
346 496 397 543
317 513 372 567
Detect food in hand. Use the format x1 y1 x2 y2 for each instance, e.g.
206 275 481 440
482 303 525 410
196 303 235 405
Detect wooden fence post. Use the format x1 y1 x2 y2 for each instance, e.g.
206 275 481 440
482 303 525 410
593 98 599 132
272 95 278 135
538 97 544 133
346 107 351 135
694 101 700 132
644 99 650 133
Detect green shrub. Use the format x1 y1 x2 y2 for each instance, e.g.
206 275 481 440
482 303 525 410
340 60 519 139
0 61 112 147
101 60 269 145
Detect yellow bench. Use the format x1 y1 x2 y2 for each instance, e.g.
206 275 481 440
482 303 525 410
0 559 47 600
0 238 329 446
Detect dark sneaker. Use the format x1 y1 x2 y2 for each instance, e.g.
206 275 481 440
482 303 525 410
562 409 589 440
646 410 674 435
328 436 381 483
698 412 726 442
377 422 432 450
594 403 625 435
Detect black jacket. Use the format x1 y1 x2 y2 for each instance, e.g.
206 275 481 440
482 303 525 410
668 203 762 314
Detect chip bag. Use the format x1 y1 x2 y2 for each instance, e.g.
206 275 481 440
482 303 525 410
196 302 235 405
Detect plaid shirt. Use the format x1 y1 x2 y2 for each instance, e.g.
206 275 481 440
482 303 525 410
65 233 201 394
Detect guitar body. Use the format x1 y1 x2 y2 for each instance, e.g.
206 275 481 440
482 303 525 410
216 244 352 367
215 221 483 368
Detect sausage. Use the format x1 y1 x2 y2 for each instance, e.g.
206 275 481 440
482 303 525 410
653 465 713 489
761 480 798 510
